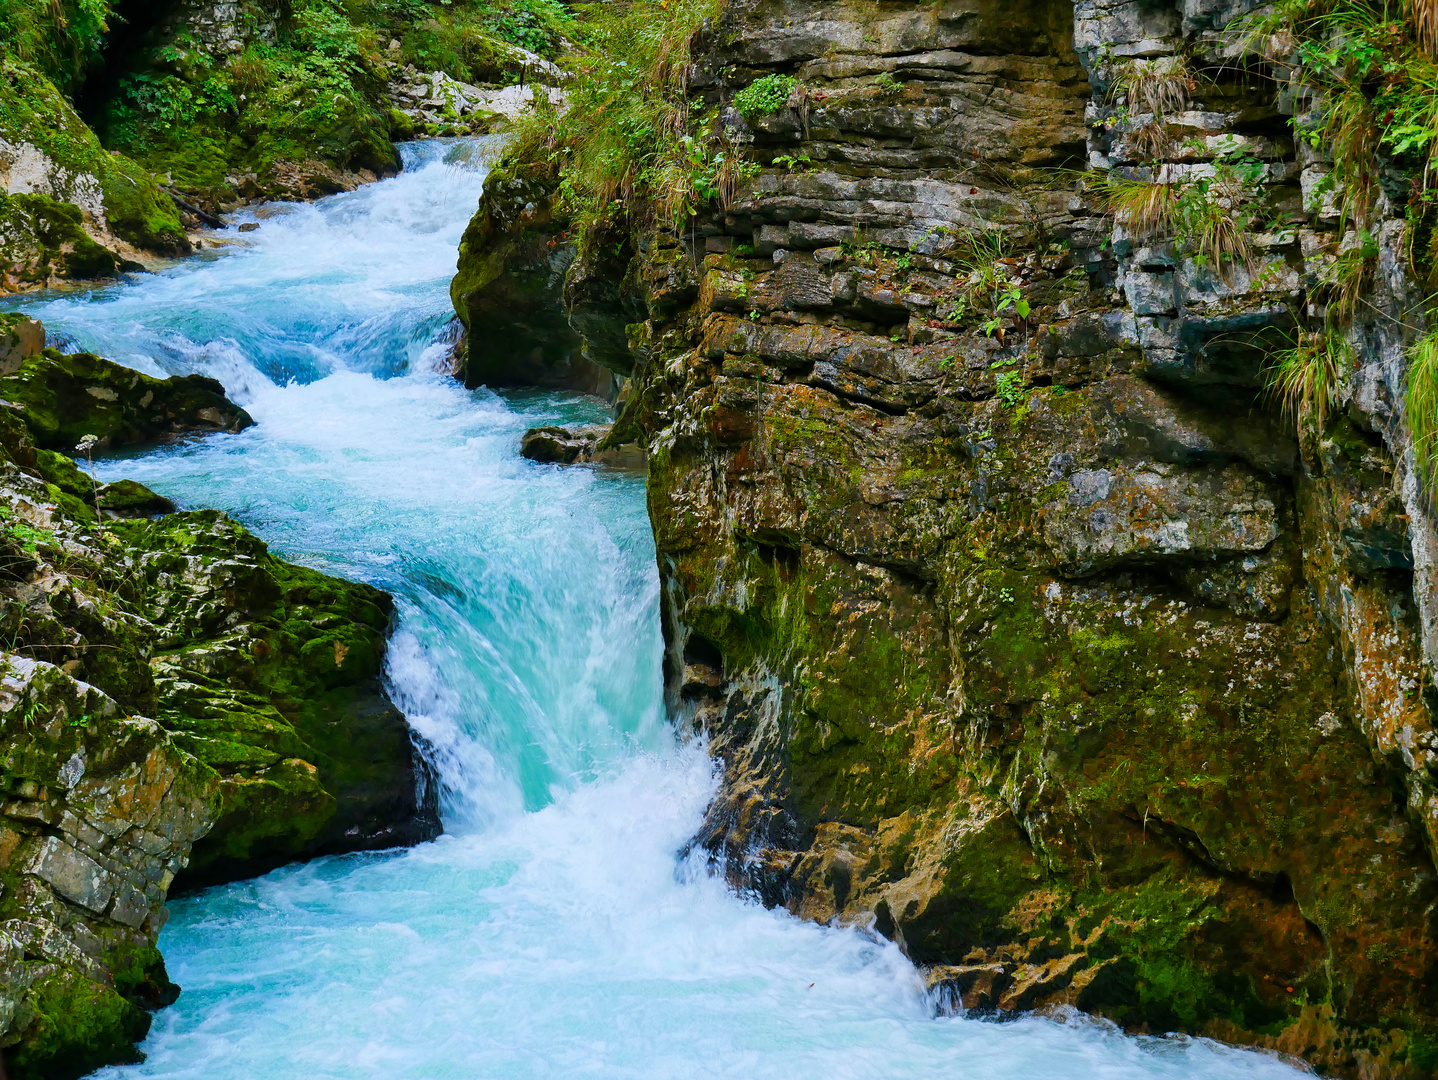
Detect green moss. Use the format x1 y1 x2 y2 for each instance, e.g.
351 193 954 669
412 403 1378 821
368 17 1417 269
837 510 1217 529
0 347 251 450
6 968 148 1080
0 59 185 253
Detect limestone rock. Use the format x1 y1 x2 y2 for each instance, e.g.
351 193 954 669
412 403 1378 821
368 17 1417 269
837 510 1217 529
449 164 617 397
0 655 220 1079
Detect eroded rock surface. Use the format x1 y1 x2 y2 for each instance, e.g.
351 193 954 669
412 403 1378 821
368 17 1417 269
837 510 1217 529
456 0 1438 1070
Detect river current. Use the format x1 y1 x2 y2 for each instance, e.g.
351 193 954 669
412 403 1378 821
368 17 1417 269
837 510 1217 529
15 141 1306 1079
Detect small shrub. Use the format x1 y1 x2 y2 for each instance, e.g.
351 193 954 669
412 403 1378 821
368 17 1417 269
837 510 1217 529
995 370 1026 407
734 73 796 118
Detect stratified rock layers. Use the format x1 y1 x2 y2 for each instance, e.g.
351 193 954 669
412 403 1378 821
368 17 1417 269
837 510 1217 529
456 0 1438 1071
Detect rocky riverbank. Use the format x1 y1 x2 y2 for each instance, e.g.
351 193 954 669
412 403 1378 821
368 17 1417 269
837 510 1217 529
457 0 1438 1071
0 317 438 1078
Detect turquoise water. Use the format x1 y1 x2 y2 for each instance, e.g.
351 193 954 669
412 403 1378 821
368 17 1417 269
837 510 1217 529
16 142 1307 1080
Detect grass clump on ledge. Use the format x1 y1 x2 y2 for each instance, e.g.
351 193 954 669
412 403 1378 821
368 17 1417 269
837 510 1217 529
1266 328 1352 427
508 0 737 251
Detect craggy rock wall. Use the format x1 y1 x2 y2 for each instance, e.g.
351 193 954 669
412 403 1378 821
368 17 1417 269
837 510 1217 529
459 0 1438 1072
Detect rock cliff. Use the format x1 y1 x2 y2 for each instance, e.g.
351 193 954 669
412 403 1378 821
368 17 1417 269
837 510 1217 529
455 0 1438 1071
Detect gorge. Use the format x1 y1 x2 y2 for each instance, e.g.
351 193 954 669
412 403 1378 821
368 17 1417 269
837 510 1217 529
0 0 1435 1075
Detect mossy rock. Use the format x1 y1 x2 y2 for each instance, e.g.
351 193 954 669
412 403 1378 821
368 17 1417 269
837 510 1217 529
0 59 187 255
107 510 440 885
0 347 253 451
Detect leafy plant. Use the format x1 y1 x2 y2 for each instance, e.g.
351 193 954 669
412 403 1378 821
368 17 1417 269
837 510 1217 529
507 0 727 247
872 71 903 98
734 73 796 119
995 370 1027 406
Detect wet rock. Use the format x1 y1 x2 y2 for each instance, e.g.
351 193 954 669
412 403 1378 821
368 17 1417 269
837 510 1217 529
0 315 42 375
520 425 646 469
109 510 441 886
449 165 617 398
0 655 220 1079
0 345 253 451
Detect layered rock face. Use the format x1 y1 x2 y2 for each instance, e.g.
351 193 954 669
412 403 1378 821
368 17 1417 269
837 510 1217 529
459 0 1438 1071
0 656 219 1080
0 329 439 1075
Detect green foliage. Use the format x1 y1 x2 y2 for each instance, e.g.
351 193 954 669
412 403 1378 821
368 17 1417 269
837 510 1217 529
506 0 726 248
1235 0 1438 232
1093 149 1267 270
1265 328 1352 427
1407 327 1438 487
734 73 796 118
872 71 902 98
0 0 113 91
994 369 1027 407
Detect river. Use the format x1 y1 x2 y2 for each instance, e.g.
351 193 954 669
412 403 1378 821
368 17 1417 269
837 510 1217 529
14 140 1306 1080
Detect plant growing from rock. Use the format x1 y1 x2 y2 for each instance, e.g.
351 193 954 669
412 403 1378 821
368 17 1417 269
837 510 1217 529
1266 328 1352 426
1407 326 1438 486
734 73 797 118
507 0 725 248
1108 54 1195 158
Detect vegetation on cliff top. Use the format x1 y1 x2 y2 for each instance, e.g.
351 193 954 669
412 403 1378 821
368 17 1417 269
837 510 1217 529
90 0 574 202
507 0 728 251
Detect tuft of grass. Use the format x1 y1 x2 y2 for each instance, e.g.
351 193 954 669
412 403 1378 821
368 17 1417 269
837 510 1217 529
1407 327 1438 486
1095 175 1178 236
1413 0 1438 57
1266 329 1352 427
1110 55 1193 118
507 0 726 248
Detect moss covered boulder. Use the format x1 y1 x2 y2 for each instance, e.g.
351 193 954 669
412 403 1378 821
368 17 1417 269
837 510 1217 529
0 57 188 294
109 510 441 884
0 346 253 451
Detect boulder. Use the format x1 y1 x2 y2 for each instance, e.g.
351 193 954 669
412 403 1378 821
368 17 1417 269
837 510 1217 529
0 347 253 451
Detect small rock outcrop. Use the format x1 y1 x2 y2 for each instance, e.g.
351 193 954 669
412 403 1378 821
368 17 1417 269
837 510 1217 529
519 424 647 468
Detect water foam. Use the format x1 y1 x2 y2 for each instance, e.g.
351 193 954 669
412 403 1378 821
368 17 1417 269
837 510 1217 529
15 142 1308 1080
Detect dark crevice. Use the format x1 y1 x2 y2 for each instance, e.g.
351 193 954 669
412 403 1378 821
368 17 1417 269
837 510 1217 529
74 0 186 130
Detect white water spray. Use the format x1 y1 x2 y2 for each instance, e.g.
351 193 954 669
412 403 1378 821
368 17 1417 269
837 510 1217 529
16 142 1307 1080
